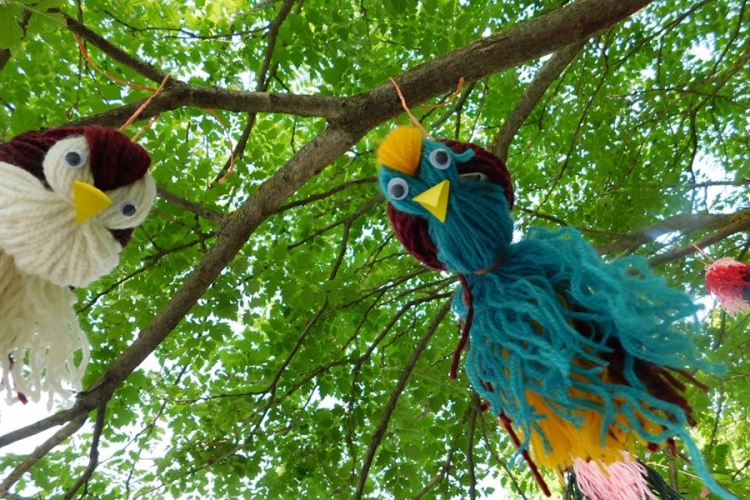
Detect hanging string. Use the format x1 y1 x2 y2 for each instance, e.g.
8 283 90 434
389 77 431 138
119 75 171 132
690 243 714 267
499 412 551 496
73 33 155 92
388 76 467 139
131 114 161 142
205 108 236 184
74 33 237 182
418 77 465 109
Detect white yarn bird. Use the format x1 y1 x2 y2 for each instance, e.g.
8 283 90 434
0 125 156 406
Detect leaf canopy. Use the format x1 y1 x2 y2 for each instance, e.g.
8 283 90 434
0 0 749 499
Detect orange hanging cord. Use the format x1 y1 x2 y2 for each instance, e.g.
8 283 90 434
74 33 236 182
388 76 466 137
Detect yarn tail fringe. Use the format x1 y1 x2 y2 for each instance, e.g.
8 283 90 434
564 461 685 500
679 432 737 500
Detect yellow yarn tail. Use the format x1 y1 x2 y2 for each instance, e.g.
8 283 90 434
519 383 666 471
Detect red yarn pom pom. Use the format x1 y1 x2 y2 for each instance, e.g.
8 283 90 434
705 257 750 315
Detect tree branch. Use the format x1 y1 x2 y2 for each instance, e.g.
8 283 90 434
0 415 87 496
64 85 348 127
64 14 170 85
648 211 750 267
64 403 107 499
355 299 452 500
598 208 750 256
335 0 653 133
56 0 652 131
274 177 377 215
491 42 585 162
467 392 480 500
210 0 295 184
156 187 224 223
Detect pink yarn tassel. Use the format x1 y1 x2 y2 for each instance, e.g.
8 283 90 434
573 453 657 500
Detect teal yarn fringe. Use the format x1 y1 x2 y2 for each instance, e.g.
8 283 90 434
450 224 731 498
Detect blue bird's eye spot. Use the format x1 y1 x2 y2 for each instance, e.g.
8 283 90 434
387 178 409 200
429 149 451 170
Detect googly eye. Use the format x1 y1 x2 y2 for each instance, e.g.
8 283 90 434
64 149 87 169
429 149 451 170
387 178 409 200
119 200 138 217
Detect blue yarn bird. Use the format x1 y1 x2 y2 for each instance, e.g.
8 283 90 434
376 127 733 499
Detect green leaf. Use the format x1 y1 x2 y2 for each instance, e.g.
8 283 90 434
0 3 24 49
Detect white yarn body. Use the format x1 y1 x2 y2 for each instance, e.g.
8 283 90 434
0 160 124 288
0 249 90 406
0 137 155 404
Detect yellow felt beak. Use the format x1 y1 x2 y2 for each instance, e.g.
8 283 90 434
413 180 450 223
73 181 112 225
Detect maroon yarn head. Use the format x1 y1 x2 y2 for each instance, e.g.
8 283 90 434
386 139 514 270
0 126 151 190
0 126 152 247
44 126 151 190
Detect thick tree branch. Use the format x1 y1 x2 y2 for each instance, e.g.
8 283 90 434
648 210 750 267
491 42 585 162
58 0 652 131
335 0 653 133
64 85 348 127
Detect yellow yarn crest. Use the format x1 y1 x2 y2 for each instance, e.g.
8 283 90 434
376 127 423 176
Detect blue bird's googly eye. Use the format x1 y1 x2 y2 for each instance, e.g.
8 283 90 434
119 200 138 217
429 149 451 170
387 178 409 200
64 149 87 169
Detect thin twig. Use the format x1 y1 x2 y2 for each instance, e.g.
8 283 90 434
355 299 453 499
274 177 378 215
64 403 107 499
157 188 224 223
491 42 585 162
467 392 480 500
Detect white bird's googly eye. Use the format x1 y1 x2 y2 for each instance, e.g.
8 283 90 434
387 178 409 200
119 200 138 217
64 149 88 169
429 149 451 170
